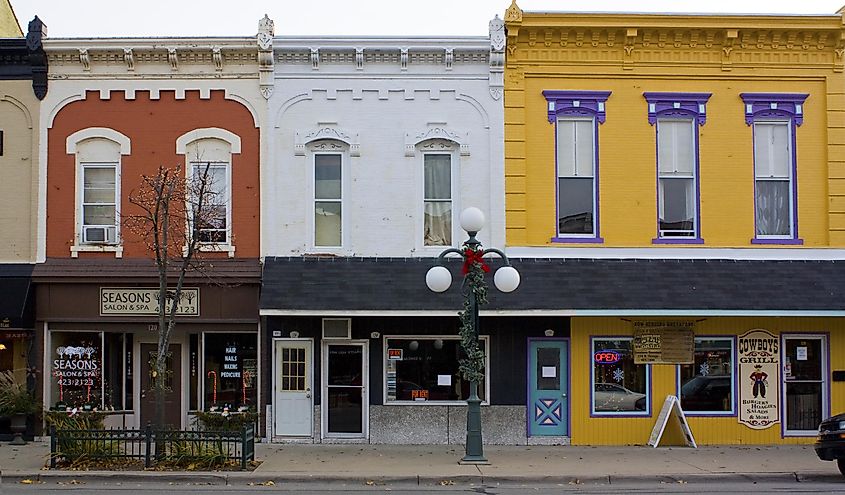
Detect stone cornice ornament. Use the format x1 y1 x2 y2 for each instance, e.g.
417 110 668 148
257 14 275 99
405 125 470 157
295 125 361 157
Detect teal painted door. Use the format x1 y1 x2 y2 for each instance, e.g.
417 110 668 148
528 340 568 436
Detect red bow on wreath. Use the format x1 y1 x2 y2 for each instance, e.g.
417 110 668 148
462 249 490 275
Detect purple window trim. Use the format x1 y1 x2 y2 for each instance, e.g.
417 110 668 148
742 93 807 243
740 93 808 127
643 92 711 126
750 238 804 245
589 335 652 418
543 90 612 124
780 333 830 438
551 236 605 244
674 335 738 418
546 90 611 244
646 93 710 244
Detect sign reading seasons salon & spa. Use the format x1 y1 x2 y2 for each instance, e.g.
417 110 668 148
738 329 780 429
100 288 199 316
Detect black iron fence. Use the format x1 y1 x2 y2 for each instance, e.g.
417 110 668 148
49 423 255 469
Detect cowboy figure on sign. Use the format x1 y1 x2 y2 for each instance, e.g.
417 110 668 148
750 364 768 399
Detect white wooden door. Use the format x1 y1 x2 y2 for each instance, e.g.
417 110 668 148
274 340 313 436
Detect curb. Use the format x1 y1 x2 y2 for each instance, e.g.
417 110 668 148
1 470 841 486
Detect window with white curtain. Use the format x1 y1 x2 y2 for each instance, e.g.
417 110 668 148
423 153 452 246
557 118 595 236
314 153 342 247
657 119 696 238
78 138 120 244
754 122 792 237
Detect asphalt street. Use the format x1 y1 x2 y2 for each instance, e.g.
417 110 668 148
1 480 845 494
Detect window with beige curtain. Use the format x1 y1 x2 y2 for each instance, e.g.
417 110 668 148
423 153 451 246
315 153 342 247
754 122 792 237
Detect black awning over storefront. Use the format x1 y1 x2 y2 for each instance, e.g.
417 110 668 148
0 264 34 328
260 256 845 313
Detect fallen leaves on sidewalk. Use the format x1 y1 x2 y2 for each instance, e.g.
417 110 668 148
439 480 455 486
247 480 276 486
19 479 43 484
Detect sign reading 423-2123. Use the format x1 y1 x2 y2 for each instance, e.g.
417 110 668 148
100 288 199 316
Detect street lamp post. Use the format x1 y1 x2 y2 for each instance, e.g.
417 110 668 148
426 207 520 464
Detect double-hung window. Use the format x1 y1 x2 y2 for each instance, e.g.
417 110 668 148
190 161 229 243
423 152 452 246
741 93 807 243
314 152 343 247
543 90 610 242
81 160 118 244
645 93 710 243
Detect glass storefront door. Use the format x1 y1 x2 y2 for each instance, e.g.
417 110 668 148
782 335 827 435
322 342 367 438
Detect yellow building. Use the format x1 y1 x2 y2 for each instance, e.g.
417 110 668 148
0 0 22 37
504 2 845 445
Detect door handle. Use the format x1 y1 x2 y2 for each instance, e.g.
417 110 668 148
561 393 567 398
305 393 312 399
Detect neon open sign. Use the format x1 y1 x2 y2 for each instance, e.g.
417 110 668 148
594 350 621 364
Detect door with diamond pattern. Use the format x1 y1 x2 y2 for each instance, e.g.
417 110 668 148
528 339 569 436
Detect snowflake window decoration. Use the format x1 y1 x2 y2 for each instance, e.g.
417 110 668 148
612 368 624 383
699 363 710 376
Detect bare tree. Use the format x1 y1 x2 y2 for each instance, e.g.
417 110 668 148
124 163 224 430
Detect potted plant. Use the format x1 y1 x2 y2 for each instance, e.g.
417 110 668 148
0 370 40 445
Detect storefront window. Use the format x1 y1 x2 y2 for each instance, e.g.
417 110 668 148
591 338 649 415
50 331 102 410
0 331 31 383
203 333 257 411
384 337 488 403
679 338 734 414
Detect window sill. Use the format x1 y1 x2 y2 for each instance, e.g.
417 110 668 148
751 238 803 245
185 244 236 258
385 400 490 406
651 238 704 245
551 236 604 244
70 244 123 258
590 411 651 418
683 412 736 417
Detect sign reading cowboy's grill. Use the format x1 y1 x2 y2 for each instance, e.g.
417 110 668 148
100 288 200 316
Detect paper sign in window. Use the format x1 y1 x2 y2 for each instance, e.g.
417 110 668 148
437 374 451 386
796 347 808 361
542 366 556 378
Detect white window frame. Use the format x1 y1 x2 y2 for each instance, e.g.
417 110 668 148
66 128 131 258
753 120 795 240
382 335 490 406
676 336 736 416
310 140 347 250
176 128 241 258
556 117 597 238
656 118 698 239
590 336 651 417
419 139 459 251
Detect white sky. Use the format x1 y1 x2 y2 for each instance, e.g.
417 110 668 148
11 0 845 38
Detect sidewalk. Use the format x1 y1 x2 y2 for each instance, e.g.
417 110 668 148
1 441 842 486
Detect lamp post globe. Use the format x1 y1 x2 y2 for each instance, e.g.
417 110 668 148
425 265 452 293
493 266 520 293
459 207 485 234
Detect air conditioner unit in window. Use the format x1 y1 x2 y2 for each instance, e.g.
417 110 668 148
83 225 116 244
322 318 351 339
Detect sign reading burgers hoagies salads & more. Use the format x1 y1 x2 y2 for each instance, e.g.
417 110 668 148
738 329 780 430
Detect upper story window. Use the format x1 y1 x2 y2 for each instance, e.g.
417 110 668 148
313 141 344 248
543 90 610 243
176 128 241 255
66 128 131 255
645 93 710 244
422 140 455 247
741 93 808 245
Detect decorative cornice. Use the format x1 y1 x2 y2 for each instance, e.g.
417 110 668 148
405 125 469 157
295 125 360 157
740 93 809 126
543 90 612 124
643 92 711 126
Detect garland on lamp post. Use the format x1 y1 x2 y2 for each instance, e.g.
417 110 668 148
458 247 487 385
